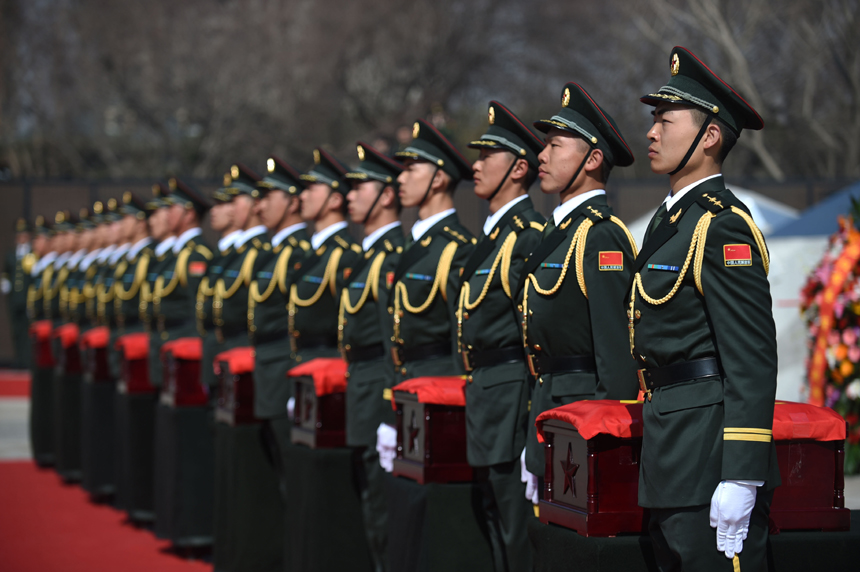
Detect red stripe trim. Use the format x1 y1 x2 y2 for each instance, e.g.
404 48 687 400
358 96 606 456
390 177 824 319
488 100 546 148
567 83 633 158
417 119 471 166
356 140 404 170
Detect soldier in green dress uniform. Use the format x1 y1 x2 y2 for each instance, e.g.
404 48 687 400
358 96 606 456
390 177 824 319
389 119 476 380
3 218 34 368
342 141 405 571
631 46 779 572
519 83 640 486
459 101 546 572
289 148 361 365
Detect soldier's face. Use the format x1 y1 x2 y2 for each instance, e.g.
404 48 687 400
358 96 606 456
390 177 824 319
232 195 255 229
397 160 436 208
346 180 382 224
647 102 699 175
209 202 233 233
167 204 184 233
260 190 289 230
109 220 124 244
537 128 587 195
300 183 332 221
472 149 515 200
120 214 138 242
33 235 48 256
149 207 171 241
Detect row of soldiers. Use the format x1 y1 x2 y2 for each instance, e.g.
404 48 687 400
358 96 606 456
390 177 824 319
18 46 778 572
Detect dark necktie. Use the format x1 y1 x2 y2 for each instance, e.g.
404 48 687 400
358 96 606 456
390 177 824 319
542 218 556 238
649 202 668 236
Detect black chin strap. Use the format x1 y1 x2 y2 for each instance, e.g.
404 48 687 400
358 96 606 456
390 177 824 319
312 188 334 222
418 167 440 208
362 182 397 226
561 147 595 196
669 115 713 176
487 156 519 203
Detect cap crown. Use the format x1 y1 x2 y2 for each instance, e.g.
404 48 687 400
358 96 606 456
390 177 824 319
395 118 473 182
468 101 545 169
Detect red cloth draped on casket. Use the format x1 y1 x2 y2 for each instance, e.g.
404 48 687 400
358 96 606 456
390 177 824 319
29 320 53 341
213 346 255 375
287 358 347 396
79 326 109 349
161 337 202 361
114 332 149 361
52 323 80 349
535 400 847 443
391 376 467 409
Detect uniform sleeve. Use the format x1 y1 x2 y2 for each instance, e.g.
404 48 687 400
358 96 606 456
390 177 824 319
446 240 474 367
184 249 211 303
583 223 640 400
701 212 777 482
506 228 542 308
376 252 400 359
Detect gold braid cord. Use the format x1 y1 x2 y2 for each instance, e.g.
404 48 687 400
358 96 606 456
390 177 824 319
338 251 387 351
114 255 149 301
250 246 293 304
215 249 258 301
527 219 592 298
288 248 344 357
729 206 770 275
393 241 458 343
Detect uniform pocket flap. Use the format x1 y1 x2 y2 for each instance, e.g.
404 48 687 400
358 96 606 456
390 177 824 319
656 378 723 415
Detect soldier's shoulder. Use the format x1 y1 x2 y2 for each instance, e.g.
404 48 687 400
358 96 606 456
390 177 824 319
251 237 271 252
441 223 474 245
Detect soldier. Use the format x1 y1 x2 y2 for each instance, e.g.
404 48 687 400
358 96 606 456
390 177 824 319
342 141 405 571
460 101 545 572
519 83 640 487
632 47 779 571
3 218 35 368
389 119 475 379
44 211 76 327
288 148 361 365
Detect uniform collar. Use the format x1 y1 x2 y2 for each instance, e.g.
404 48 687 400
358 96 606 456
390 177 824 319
97 245 115 264
235 225 267 249
482 194 528 236
109 243 130 265
173 227 202 254
80 248 102 271
552 189 606 226
53 251 72 270
412 208 455 242
67 249 88 269
154 236 176 257
218 230 242 253
363 221 401 251
126 237 152 261
664 174 723 211
311 221 348 251
272 222 307 248
33 251 57 275
16 244 30 258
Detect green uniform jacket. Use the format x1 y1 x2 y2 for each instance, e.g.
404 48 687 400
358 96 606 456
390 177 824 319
389 212 475 380
459 198 544 467
4 248 34 322
629 176 780 509
198 243 239 388
43 258 71 327
341 225 404 446
519 194 639 475
288 225 360 363
249 227 310 418
141 242 177 387
95 251 126 330
27 256 47 323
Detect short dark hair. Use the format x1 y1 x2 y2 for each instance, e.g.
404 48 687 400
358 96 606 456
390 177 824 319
689 108 738 164
575 137 612 184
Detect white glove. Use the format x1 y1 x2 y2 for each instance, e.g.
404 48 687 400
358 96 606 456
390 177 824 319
0 278 10 295
376 423 398 473
709 480 757 558
520 448 539 505
286 397 295 420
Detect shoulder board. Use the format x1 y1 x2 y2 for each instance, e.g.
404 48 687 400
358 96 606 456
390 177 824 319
396 246 403 253
334 235 351 250
350 243 363 253
442 226 469 244
384 239 395 252
511 215 526 231
195 244 213 258
288 236 298 247
251 237 269 250
299 240 311 251
236 245 247 254
696 192 728 214
584 204 610 223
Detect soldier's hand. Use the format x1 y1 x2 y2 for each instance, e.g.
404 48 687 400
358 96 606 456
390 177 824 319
520 448 539 505
709 480 757 558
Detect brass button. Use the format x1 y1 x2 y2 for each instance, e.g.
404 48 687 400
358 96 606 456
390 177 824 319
533 344 541 351
635 310 641 319
345 372 350 379
344 344 351 350
517 305 523 312
388 307 393 314
467 375 473 383
400 367 407 375
538 377 544 386
463 312 469 320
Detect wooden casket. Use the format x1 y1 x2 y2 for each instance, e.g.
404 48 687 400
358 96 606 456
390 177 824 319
213 346 256 425
536 400 851 537
80 327 111 383
53 323 82 375
30 320 55 368
289 358 347 449
115 332 154 394
160 337 207 407
391 376 473 484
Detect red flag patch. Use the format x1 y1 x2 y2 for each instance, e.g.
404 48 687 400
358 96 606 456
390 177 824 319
386 271 394 288
598 251 623 271
188 261 207 276
723 244 752 266
343 268 352 280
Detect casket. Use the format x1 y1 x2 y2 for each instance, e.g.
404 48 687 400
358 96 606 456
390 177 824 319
536 400 851 537
213 347 256 425
53 323 82 374
80 326 111 383
115 332 154 394
289 358 347 449
391 376 473 484
30 320 55 368
160 337 207 407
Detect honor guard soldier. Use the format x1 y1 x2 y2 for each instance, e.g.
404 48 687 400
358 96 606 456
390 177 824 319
248 157 309 493
390 119 475 379
289 148 361 365
78 204 108 330
521 83 640 483
3 218 35 368
95 199 130 339
633 47 778 571
61 209 92 327
460 101 546 572
45 211 76 327
342 141 405 571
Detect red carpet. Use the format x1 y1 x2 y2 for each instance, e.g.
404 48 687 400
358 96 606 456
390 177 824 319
0 370 30 397
0 461 211 572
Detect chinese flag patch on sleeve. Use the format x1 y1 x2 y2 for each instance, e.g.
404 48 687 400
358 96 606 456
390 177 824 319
386 271 395 288
188 261 207 276
723 244 752 266
343 268 352 280
598 251 623 271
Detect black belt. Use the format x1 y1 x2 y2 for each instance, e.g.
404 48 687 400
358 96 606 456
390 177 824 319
391 342 451 367
527 354 595 377
637 357 721 401
462 346 524 372
344 343 385 363
295 334 338 351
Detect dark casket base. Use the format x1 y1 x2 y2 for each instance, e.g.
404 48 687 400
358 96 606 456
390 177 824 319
291 375 346 449
80 377 117 496
385 475 493 572
29 364 56 467
214 370 256 426
212 422 284 572
528 511 860 572
52 366 82 482
282 440 372 572
113 391 157 521
153 402 214 547
160 354 207 408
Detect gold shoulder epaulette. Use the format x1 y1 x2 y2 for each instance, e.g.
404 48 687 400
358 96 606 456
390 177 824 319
288 236 298 247
585 205 609 223
443 226 469 243
697 193 726 213
530 221 545 232
299 240 311 251
512 215 525 230
384 239 394 252
350 243 362 253
334 235 351 250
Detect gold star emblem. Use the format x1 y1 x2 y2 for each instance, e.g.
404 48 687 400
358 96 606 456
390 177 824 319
267 158 275 173
488 106 495 125
357 145 365 161
169 178 177 190
671 53 680 76
93 201 103 214
151 183 160 194
313 149 321 164
231 165 240 179
669 208 682 224
412 122 420 139
562 87 571 107
223 173 231 186
123 191 131 204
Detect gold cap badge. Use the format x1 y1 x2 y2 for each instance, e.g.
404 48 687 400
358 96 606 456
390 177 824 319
230 165 240 179
55 211 65 223
107 198 117 210
488 106 495 125
313 149 321 164
671 53 680 76
267 158 275 173
357 145 365 161
223 173 232 186
412 122 420 139
123 191 131 204
169 178 177 190
562 87 571 107
93 201 103 214
152 183 161 195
